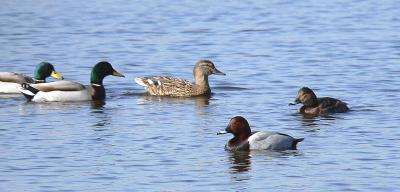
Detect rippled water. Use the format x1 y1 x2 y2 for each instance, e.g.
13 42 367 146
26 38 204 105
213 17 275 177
1 1 400 191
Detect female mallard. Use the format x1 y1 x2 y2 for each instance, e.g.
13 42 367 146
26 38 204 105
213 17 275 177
0 62 63 93
135 60 225 97
289 87 349 115
218 116 304 151
19 61 124 102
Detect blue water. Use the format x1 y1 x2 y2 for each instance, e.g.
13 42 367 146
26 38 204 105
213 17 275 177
1 0 400 191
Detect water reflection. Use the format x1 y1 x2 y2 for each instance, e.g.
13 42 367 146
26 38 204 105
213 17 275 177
91 100 106 109
228 151 252 174
135 93 211 108
229 150 303 174
90 102 111 129
294 113 338 129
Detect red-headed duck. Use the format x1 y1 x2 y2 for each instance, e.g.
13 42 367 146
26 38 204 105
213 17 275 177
218 116 304 151
289 87 349 115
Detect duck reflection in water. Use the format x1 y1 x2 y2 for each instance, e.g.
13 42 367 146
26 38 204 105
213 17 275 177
229 151 252 174
91 100 106 109
296 113 338 128
137 93 211 108
90 101 111 128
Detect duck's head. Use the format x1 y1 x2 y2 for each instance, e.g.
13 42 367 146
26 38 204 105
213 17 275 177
90 61 125 85
193 60 225 77
290 87 318 107
218 116 251 140
33 62 63 81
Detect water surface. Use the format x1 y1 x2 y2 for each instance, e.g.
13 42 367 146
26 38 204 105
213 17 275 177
0 1 399 191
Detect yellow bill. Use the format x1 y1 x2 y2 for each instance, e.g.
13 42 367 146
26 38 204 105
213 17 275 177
112 70 125 77
51 70 64 80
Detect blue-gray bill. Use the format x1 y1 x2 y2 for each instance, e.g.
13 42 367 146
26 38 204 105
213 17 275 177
217 130 228 135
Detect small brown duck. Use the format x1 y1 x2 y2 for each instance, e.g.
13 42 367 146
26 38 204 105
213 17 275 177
135 60 225 97
290 87 349 115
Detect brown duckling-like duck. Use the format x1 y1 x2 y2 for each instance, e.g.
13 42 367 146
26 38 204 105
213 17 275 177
135 60 225 97
290 87 349 115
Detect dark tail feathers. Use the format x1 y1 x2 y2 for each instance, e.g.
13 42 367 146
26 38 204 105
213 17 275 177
19 83 39 100
292 138 304 150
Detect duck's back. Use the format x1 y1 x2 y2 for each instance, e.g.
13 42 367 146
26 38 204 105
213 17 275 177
0 72 34 84
248 131 299 150
135 76 195 96
318 97 349 113
30 81 86 92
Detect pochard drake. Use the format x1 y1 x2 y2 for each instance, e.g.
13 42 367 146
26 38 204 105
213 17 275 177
135 60 225 97
290 87 349 115
218 116 304 151
0 62 63 93
18 61 124 102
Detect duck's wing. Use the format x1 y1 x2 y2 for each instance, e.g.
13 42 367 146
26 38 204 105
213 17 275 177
29 81 86 92
318 97 349 113
318 97 339 107
248 131 298 150
0 72 33 84
135 76 194 96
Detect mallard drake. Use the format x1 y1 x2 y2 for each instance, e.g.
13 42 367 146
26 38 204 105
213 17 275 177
289 87 349 115
0 62 63 93
218 116 304 151
18 61 124 102
135 60 225 97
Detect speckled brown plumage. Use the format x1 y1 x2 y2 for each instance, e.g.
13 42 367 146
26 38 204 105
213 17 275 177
135 60 225 97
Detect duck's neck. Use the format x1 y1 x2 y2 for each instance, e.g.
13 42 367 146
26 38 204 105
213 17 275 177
90 72 104 86
33 73 46 82
237 132 251 142
90 72 106 100
227 134 251 151
193 73 210 94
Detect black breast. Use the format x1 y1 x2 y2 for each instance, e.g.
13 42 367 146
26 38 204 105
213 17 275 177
90 85 106 101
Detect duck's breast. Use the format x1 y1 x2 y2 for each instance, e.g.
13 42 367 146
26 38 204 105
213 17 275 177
248 131 295 150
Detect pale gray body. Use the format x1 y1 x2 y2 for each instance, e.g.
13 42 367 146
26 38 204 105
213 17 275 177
0 72 35 93
248 131 300 150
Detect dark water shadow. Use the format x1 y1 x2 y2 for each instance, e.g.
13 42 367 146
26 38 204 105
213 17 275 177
249 150 303 158
213 86 249 91
0 93 22 99
290 111 347 131
228 150 303 175
126 91 212 108
19 100 91 111
228 151 252 174
91 100 106 109
89 101 113 130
